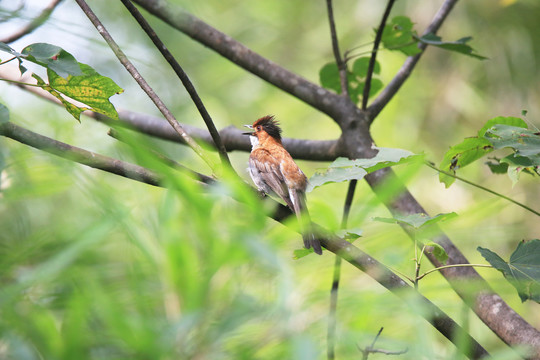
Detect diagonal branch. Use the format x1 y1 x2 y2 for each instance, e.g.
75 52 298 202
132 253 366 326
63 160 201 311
120 0 232 169
74 0 218 173
131 0 350 122
1 0 63 44
367 0 459 120
361 0 396 110
325 0 349 96
0 120 488 359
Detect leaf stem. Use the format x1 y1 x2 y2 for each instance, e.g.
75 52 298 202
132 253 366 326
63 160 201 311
417 264 492 281
425 161 540 217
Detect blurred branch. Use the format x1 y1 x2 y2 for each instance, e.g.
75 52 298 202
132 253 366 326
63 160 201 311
0 121 162 186
1 0 63 44
361 0 395 110
0 119 487 359
367 0 459 120
74 0 218 173
325 0 349 96
131 0 351 122
119 0 232 169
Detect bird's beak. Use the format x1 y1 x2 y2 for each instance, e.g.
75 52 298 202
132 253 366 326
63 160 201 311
243 124 254 136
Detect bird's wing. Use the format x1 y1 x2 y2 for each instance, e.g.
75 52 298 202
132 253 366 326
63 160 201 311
249 150 294 209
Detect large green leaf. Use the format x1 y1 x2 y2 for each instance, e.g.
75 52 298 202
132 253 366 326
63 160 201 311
21 43 83 78
416 33 487 60
319 62 341 94
46 63 123 121
478 240 540 303
307 147 421 191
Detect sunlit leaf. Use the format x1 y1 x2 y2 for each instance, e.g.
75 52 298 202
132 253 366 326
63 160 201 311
351 57 380 78
477 116 526 137
417 33 487 60
336 228 363 242
478 239 540 303
47 63 123 121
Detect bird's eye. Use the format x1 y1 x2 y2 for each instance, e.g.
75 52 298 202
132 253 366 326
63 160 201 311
257 126 262 131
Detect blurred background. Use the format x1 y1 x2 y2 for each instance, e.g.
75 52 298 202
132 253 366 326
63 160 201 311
0 0 539 358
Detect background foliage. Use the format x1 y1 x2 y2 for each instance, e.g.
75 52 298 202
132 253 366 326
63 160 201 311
1 0 539 358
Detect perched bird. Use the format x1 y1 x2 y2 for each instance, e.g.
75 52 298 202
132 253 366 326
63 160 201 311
244 115 322 255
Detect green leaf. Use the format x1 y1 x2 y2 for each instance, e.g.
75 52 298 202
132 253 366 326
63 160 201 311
351 57 380 78
336 228 363 242
47 63 123 121
380 16 421 56
425 242 448 264
22 43 83 78
439 137 493 188
478 240 540 303
485 125 540 157
32 73 85 120
485 158 509 174
0 103 9 123
477 116 527 137
293 248 314 260
307 147 421 191
319 62 341 93
373 212 457 230
417 33 487 60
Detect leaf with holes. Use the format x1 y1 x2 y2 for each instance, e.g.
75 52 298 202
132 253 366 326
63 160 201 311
478 240 540 303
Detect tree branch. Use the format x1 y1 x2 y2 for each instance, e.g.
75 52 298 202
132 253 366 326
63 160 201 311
367 0 459 120
325 0 349 96
119 0 232 169
93 111 342 161
74 0 218 173
361 0 396 110
1 0 63 44
131 0 351 122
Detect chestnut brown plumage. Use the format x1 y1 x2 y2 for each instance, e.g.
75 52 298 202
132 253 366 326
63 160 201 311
244 115 322 255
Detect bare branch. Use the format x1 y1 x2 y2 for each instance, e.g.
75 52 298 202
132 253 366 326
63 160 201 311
93 111 342 161
74 0 218 173
367 0 459 120
131 0 350 122
325 0 349 96
1 0 63 44
119 0 232 169
361 0 396 110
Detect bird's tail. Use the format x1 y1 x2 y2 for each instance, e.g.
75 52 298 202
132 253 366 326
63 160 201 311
290 189 323 255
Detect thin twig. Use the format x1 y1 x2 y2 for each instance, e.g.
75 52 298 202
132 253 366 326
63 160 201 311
327 180 357 360
119 0 232 169
74 0 218 173
359 327 408 359
367 0 459 120
325 0 349 96
417 264 493 281
361 0 396 110
425 161 540 217
1 0 63 44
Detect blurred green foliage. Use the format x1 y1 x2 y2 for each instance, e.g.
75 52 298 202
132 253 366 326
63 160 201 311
0 0 539 359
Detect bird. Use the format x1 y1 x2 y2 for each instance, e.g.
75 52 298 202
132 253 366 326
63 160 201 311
244 115 322 255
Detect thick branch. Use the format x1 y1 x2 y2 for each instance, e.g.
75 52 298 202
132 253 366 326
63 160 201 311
131 0 351 122
367 0 459 120
93 111 341 161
